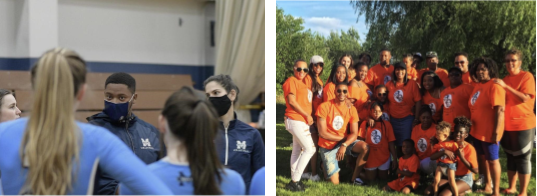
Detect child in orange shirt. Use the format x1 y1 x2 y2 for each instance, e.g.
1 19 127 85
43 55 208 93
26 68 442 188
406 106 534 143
383 139 421 194
432 121 459 196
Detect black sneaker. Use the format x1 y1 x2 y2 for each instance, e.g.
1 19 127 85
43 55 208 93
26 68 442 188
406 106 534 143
285 181 305 192
297 180 308 189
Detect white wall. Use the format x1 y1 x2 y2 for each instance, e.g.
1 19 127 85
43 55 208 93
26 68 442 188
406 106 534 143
0 0 216 67
59 0 214 66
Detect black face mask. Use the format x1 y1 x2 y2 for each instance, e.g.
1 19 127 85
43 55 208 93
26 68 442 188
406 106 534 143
209 94 232 116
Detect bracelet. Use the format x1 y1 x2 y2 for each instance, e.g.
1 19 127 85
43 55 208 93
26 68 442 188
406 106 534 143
342 143 348 147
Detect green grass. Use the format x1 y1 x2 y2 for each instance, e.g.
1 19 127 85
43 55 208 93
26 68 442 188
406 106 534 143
276 102 537 196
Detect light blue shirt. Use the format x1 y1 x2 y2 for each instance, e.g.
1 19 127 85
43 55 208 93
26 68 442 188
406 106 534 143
0 118 172 195
120 158 246 195
249 167 265 195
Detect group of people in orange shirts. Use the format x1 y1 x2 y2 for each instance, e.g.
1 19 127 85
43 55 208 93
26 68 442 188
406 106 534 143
282 48 535 196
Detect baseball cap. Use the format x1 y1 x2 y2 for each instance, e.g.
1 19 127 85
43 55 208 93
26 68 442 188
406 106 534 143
426 51 438 58
394 62 406 69
413 52 423 61
310 55 324 64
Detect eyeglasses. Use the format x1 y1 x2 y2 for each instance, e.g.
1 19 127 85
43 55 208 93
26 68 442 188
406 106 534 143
378 93 387 97
504 59 519 63
454 61 466 65
336 89 348 94
295 67 309 72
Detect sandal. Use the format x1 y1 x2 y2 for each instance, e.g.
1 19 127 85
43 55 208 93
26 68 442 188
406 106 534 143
500 189 517 195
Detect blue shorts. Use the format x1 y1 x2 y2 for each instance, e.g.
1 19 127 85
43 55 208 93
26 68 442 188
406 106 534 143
319 140 361 178
473 138 500 161
438 162 457 171
455 173 474 188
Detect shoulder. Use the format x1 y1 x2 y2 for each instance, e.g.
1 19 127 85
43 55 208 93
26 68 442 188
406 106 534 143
134 118 159 133
0 118 28 137
233 120 261 136
283 77 297 86
223 168 243 179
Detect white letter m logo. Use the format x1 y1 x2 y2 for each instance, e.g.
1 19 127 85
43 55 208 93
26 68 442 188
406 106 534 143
236 141 246 150
141 138 151 147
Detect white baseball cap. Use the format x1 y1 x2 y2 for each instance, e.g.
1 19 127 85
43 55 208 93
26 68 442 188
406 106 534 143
310 55 324 64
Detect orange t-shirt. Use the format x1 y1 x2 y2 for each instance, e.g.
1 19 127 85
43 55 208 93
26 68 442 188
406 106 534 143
283 76 312 123
322 82 336 102
364 64 394 88
387 154 420 191
359 101 391 122
440 84 474 130
348 68 357 81
433 141 459 164
468 80 506 143
422 91 443 122
455 143 478 176
349 82 371 119
407 67 418 80
386 80 422 119
503 71 536 131
411 123 437 160
462 72 477 86
316 100 359 149
418 68 450 87
358 120 396 168
304 75 325 114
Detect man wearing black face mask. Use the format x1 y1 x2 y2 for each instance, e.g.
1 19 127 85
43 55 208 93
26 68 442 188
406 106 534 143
204 74 265 191
87 72 161 195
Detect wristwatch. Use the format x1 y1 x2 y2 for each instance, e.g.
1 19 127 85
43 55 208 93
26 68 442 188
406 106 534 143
342 143 348 147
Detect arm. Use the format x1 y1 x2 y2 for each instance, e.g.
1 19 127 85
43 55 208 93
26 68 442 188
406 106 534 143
337 121 359 161
389 141 398 170
492 105 504 144
317 117 345 141
456 148 478 174
287 94 313 125
494 78 532 103
397 169 415 177
412 100 422 126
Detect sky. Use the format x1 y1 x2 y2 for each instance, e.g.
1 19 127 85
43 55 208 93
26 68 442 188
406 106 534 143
276 1 369 42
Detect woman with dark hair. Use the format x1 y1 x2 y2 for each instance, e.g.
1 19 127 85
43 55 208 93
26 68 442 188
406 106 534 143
121 87 246 195
349 62 372 123
0 48 172 195
0 89 21 122
425 116 478 196
468 57 505 196
419 71 445 123
204 74 265 191
323 64 349 102
338 54 355 81
386 62 422 158
494 48 535 196
301 55 325 181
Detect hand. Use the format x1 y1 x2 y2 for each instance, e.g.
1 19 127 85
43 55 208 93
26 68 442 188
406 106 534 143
493 78 507 88
345 99 353 108
337 146 346 161
367 117 375 127
443 149 455 161
391 160 398 170
429 136 438 146
491 133 498 144
412 119 421 127
456 147 464 158
307 115 314 125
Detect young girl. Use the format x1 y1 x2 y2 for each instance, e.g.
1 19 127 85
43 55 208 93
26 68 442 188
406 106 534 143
360 85 389 123
349 62 371 124
431 122 459 196
420 71 445 123
358 102 397 182
383 139 420 194
410 105 437 175
120 87 245 195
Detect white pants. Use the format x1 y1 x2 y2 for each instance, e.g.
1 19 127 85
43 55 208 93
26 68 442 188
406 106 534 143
285 118 315 182
419 157 437 175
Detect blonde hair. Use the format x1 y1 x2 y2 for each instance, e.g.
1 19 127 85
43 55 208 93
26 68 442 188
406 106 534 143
20 48 87 194
436 121 451 134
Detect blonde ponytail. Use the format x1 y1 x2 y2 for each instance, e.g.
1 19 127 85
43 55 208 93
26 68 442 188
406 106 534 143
20 48 87 195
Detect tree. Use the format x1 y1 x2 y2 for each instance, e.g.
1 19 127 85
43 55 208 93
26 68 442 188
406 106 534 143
352 1 536 76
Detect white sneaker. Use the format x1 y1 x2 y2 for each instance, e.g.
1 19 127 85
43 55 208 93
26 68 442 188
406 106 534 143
475 174 484 186
309 174 321 182
301 172 311 180
353 177 366 185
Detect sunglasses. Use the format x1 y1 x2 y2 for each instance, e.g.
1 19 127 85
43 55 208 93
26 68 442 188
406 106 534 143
454 61 466 65
378 93 387 97
314 63 324 67
504 59 518 63
295 67 309 72
336 89 348 94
